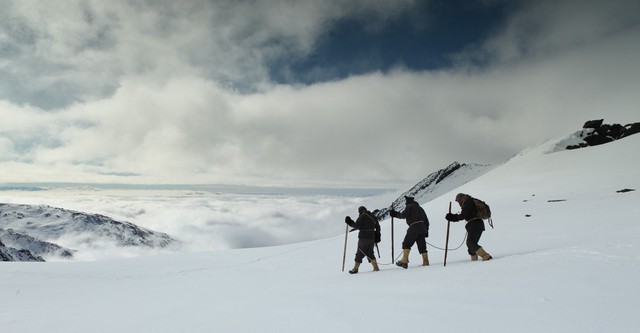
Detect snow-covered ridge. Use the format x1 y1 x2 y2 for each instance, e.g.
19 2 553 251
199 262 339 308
0 228 73 260
376 118 639 222
0 203 180 261
375 161 493 219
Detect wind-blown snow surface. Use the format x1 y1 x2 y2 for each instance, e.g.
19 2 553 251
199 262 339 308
2 134 640 332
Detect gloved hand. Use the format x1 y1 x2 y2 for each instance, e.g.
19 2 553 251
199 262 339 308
345 216 354 224
445 213 456 221
389 209 398 218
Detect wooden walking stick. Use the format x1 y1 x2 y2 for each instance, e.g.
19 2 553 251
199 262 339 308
390 203 395 262
444 201 452 267
342 223 349 272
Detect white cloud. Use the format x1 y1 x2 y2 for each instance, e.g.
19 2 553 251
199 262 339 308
0 0 639 187
0 0 419 108
0 188 372 255
462 0 640 65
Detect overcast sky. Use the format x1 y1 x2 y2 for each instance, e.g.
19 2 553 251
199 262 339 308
1 0 639 188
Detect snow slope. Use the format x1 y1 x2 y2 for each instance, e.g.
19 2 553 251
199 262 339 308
1 134 639 332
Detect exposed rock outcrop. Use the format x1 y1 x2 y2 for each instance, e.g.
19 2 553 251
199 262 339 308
566 119 640 150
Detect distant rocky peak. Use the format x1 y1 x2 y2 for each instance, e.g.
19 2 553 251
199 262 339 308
565 119 640 150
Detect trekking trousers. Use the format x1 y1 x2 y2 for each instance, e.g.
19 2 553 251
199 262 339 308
466 230 483 256
354 238 376 263
402 222 427 253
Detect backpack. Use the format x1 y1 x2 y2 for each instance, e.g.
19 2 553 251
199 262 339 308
366 212 382 243
473 198 494 229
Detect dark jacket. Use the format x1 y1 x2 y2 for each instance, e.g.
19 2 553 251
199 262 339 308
395 201 429 232
450 198 485 233
346 212 379 240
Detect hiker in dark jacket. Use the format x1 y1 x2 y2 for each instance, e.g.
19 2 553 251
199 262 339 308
345 206 380 274
446 193 492 261
389 196 429 268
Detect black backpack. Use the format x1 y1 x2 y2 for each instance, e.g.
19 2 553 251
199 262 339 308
366 212 382 243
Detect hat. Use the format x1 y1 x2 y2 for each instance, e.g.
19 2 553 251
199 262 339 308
455 193 467 203
404 196 415 203
358 206 367 214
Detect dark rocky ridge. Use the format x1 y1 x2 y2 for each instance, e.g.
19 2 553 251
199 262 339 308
566 119 640 150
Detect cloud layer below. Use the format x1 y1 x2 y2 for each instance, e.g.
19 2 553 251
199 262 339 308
1 187 390 260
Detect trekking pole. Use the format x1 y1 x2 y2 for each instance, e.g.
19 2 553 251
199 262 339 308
342 223 348 272
444 201 452 267
390 203 395 262
375 243 381 258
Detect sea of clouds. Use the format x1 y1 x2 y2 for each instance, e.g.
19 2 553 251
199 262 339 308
0 185 397 260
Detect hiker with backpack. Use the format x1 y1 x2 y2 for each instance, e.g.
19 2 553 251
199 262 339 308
389 196 430 269
445 193 493 261
344 206 381 274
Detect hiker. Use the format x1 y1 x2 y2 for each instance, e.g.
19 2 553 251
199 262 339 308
389 196 430 268
344 206 380 274
446 193 493 261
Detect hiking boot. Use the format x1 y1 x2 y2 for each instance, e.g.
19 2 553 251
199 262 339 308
421 252 429 266
396 249 410 269
476 247 493 261
371 260 380 272
471 254 478 261
395 261 408 269
348 262 360 274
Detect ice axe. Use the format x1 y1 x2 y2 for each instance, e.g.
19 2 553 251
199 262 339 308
390 203 395 262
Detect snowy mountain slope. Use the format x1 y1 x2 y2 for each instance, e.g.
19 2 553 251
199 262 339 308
0 228 74 259
1 133 639 333
0 239 44 262
0 203 180 260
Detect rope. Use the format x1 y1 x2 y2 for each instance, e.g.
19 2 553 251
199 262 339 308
352 232 468 265
427 232 468 251
355 245 398 265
